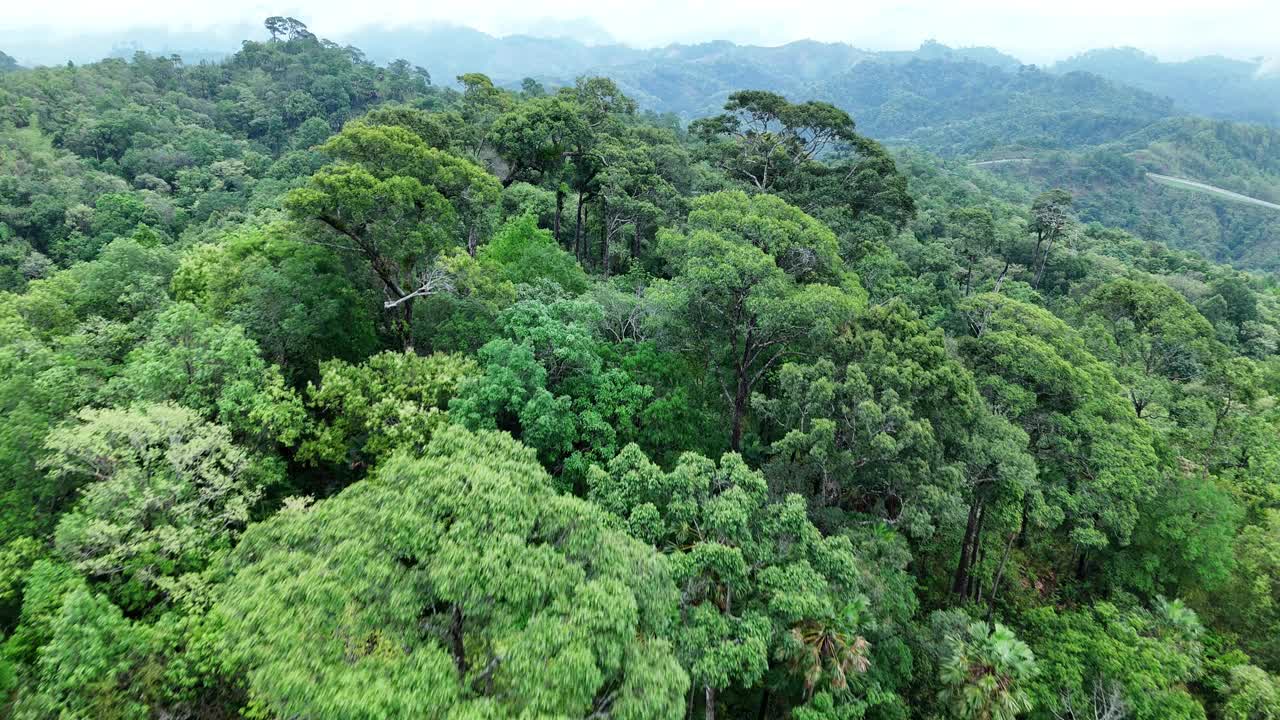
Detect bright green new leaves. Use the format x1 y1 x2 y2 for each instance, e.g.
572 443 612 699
43 403 280 611
11 584 150 719
938 622 1037 720
451 293 659 485
299 351 475 468
478 214 588 293
1223 665 1280 720
683 191 844 282
102 302 305 445
316 122 502 248
1024 600 1207 720
213 426 688 719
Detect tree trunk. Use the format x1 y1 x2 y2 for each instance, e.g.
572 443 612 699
554 188 564 245
466 225 478 257
574 190 586 261
730 372 750 452
953 497 982 598
986 531 1018 623
400 297 415 354
705 686 716 720
1016 503 1029 549
970 509 987 603
756 689 771 720
600 199 609 277
1033 233 1056 289
449 605 467 678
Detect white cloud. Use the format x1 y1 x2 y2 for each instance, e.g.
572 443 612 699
1 0 1278 64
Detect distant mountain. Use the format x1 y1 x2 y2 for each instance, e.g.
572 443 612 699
0 24 255 66
337 25 648 85
0 51 18 73
1053 48 1280 126
330 26 1039 117
813 60 1174 155
973 117 1280 269
335 28 1181 156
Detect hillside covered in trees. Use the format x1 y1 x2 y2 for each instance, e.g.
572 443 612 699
1 18 1280 720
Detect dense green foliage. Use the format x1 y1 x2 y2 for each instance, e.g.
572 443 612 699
1 18 1279 720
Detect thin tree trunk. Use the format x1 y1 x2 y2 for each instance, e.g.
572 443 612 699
730 373 749 452
993 259 1011 295
705 686 716 720
554 188 564 245
603 230 611 280
466 225 478 257
574 190 585 261
986 531 1018 623
756 689 771 720
600 199 609 276
449 605 467 678
953 498 982 598
969 504 986 602
401 297 415 353
1033 233 1056 289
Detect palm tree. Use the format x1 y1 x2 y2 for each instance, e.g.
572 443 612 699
788 601 872 699
939 622 1037 720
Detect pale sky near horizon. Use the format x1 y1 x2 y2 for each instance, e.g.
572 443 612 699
1 0 1277 65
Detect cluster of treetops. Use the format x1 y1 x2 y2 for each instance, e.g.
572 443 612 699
0 17 1279 720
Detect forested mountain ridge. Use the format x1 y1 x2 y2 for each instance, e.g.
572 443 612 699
973 117 1280 270
1054 47 1280 127
0 18 1279 720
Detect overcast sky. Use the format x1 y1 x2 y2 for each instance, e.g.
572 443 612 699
2 0 1277 64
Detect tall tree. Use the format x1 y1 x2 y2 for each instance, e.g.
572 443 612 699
286 123 500 349
692 91 857 193
650 191 861 451
212 426 689 718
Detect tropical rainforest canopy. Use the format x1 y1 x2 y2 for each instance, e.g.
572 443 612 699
1 17 1279 720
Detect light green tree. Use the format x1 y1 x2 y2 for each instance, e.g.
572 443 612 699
299 350 476 468
43 403 280 610
213 425 689 719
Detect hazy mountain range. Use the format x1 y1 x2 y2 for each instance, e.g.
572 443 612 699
3 24 1277 128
